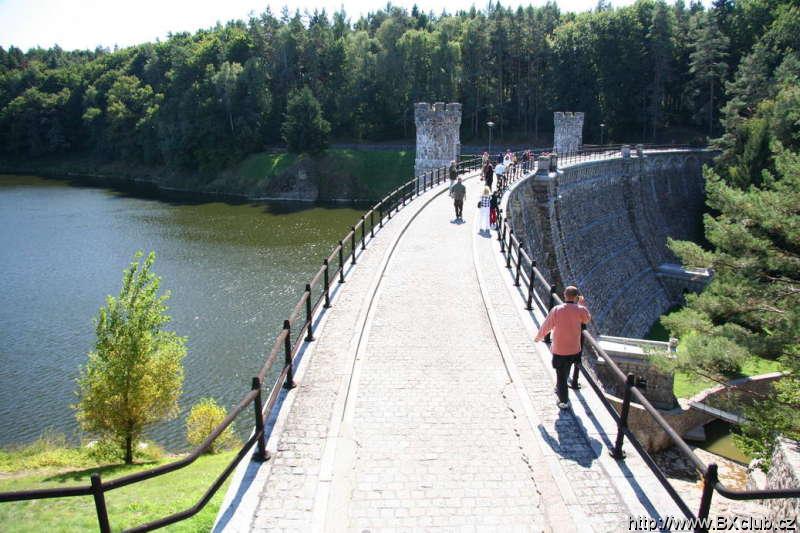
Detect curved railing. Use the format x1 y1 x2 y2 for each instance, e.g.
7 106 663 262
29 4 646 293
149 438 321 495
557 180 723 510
0 154 488 532
496 148 800 533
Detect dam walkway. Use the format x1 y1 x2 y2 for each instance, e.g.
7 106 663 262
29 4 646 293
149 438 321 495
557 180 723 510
214 168 686 532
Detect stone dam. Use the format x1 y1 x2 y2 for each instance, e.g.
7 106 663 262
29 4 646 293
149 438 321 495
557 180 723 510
506 149 715 338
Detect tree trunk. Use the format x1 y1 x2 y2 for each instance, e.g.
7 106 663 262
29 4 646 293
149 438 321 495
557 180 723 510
708 80 714 136
125 435 133 464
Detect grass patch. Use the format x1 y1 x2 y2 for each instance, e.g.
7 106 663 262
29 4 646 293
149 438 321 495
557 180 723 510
236 152 298 182
323 149 415 198
673 356 784 399
0 438 237 532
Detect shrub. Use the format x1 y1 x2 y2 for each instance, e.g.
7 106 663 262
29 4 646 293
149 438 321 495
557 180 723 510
186 398 239 454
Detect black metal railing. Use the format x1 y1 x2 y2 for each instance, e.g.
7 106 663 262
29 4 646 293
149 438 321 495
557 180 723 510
0 155 484 532
495 148 800 533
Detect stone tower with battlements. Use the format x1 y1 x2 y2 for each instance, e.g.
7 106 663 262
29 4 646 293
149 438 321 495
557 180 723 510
414 102 462 177
553 112 584 155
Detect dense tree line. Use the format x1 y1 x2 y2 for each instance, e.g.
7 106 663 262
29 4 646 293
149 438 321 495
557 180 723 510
0 1 786 171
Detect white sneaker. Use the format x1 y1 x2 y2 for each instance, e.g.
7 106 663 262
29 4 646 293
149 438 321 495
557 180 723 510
557 401 571 410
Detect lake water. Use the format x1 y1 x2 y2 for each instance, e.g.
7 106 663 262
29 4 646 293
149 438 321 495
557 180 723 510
0 175 362 450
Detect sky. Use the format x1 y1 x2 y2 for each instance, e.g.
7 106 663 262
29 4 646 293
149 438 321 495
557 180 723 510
0 0 664 52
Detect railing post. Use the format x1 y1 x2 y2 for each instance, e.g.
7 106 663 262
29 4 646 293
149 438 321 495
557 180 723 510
388 197 393 220
304 284 314 342
497 210 504 241
610 373 635 459
338 241 345 283
350 227 357 265
361 216 366 250
283 320 296 389
514 242 524 286
251 377 268 461
323 259 331 308
379 203 384 227
548 291 556 311
696 464 718 533
416 176 420 196
370 211 375 238
526 260 537 310
506 229 514 269
500 219 506 252
90 473 111 533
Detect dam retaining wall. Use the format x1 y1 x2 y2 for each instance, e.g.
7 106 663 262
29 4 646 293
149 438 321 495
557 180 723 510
507 149 714 338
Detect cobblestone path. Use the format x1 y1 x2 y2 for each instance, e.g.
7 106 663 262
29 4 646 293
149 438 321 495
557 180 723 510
236 174 680 532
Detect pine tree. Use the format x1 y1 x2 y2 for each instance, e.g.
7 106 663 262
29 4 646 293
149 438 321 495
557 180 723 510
688 11 729 136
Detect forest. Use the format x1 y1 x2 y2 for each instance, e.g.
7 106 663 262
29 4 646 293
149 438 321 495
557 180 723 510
0 0 788 173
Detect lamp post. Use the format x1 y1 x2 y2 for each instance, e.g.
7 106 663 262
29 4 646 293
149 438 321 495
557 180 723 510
600 123 606 146
487 121 495 157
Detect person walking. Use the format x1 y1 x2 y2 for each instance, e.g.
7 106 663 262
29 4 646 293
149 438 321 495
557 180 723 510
482 162 494 190
481 151 489 167
451 177 466 221
478 186 491 233
534 286 591 409
448 160 458 197
494 160 506 191
489 190 499 228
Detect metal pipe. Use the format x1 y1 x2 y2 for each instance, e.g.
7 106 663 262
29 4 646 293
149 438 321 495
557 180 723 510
610 373 635 459
304 284 314 342
323 259 330 308
283 320 296 389
251 377 268 461
90 474 111 533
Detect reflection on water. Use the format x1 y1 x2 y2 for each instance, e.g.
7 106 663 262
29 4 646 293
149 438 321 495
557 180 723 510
699 419 752 464
0 175 363 449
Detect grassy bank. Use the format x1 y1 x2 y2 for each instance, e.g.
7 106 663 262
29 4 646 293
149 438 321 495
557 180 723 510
0 435 235 532
221 148 415 199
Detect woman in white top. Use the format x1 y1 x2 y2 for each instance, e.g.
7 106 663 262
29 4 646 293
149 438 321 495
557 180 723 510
478 186 492 232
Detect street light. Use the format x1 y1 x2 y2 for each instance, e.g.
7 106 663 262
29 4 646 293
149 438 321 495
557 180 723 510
487 121 495 156
600 123 606 146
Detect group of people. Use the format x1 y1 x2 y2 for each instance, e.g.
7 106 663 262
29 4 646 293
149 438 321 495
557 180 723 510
450 149 531 231
448 153 590 411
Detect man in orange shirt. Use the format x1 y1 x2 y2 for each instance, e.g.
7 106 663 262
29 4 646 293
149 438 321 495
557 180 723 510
534 286 591 409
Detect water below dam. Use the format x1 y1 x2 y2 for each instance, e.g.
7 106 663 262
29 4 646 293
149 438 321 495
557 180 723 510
0 174 363 450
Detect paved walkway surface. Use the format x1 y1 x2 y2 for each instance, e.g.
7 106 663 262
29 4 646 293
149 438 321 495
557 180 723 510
217 172 686 532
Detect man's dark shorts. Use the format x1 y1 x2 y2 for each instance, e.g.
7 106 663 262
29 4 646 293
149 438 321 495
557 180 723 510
552 353 581 369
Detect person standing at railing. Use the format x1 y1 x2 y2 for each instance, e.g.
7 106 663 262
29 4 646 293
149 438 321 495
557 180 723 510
482 162 494 189
482 151 490 167
451 177 466 222
478 186 491 233
534 286 591 410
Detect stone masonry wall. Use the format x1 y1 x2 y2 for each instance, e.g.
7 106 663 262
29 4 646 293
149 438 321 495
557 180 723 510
759 437 800 525
553 112 584 155
414 102 462 177
507 149 714 338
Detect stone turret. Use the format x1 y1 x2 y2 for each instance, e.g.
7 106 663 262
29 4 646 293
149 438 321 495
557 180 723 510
414 102 462 177
553 112 584 155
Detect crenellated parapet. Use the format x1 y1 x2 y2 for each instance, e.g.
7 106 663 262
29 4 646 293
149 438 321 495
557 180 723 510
553 111 584 155
414 102 462 177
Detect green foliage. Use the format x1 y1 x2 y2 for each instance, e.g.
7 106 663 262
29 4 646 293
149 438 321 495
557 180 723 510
0 450 236 532
664 48 800 459
281 87 331 153
75 251 186 464
0 0 773 170
185 398 240 454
